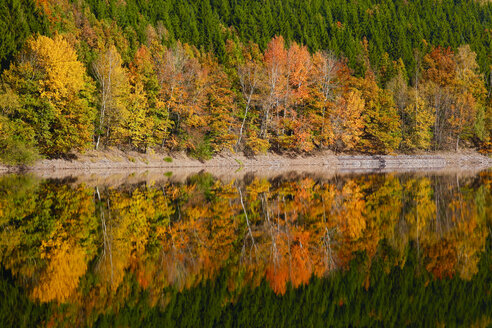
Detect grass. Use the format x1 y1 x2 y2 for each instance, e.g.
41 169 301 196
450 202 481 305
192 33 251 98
163 157 173 163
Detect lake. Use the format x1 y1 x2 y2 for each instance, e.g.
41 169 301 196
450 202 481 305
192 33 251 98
1 170 491 327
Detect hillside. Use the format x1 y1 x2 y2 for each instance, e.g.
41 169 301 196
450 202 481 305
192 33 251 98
0 0 491 165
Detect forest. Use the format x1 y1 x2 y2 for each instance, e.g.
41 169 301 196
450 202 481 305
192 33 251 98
0 172 491 326
0 0 492 164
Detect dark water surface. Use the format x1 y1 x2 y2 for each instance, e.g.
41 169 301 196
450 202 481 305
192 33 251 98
0 171 491 327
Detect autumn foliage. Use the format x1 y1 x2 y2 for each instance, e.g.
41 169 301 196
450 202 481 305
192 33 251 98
1 27 491 163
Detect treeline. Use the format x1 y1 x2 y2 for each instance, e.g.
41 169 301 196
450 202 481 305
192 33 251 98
0 0 491 163
88 0 492 77
5 0 490 75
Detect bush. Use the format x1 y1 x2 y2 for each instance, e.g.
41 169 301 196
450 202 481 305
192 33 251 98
0 115 39 165
189 138 213 162
0 136 39 165
245 131 270 155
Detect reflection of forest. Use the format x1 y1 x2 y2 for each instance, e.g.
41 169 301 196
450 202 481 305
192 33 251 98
0 172 491 327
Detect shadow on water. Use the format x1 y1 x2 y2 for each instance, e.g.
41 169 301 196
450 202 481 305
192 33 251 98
0 170 491 327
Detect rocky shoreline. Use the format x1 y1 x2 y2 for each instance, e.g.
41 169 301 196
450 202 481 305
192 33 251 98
0 149 491 174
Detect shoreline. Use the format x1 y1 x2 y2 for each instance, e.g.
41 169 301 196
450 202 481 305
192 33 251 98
0 149 490 174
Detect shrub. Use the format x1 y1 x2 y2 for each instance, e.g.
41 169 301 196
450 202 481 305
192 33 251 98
0 136 39 165
189 139 213 162
0 116 39 165
245 131 270 155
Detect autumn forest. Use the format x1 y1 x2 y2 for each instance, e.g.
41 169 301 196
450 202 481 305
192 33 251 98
1 1 491 327
1 0 492 164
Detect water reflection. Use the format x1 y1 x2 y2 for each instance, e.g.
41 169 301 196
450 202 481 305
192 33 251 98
0 171 491 326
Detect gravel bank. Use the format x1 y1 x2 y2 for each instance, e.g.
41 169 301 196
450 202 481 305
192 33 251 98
0 149 490 174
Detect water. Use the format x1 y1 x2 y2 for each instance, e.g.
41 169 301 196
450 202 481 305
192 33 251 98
0 171 491 327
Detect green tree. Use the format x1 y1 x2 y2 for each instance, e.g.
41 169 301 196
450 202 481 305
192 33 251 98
0 0 47 70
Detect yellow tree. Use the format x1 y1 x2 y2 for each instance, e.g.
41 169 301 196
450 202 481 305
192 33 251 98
332 89 365 151
452 45 488 151
354 39 402 153
401 91 434 150
204 57 238 152
422 46 487 150
116 48 158 151
121 72 153 150
138 45 171 149
356 69 402 153
1 34 95 155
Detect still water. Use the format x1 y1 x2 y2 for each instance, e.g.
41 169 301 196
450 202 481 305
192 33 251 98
0 171 491 327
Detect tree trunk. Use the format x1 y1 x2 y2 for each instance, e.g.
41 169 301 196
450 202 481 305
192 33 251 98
236 97 252 150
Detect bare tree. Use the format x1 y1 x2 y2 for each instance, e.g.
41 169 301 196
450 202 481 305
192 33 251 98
236 59 263 149
314 51 340 144
92 46 126 149
152 43 203 144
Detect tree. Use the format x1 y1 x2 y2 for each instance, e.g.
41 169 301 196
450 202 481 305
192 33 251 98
311 51 341 147
92 45 127 149
278 41 313 151
0 0 47 70
356 69 402 153
204 57 238 153
401 92 434 150
262 35 288 138
454 45 488 150
133 45 171 149
422 46 487 150
332 89 365 151
152 42 207 151
0 34 95 156
236 43 264 150
121 67 153 151
0 89 39 164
